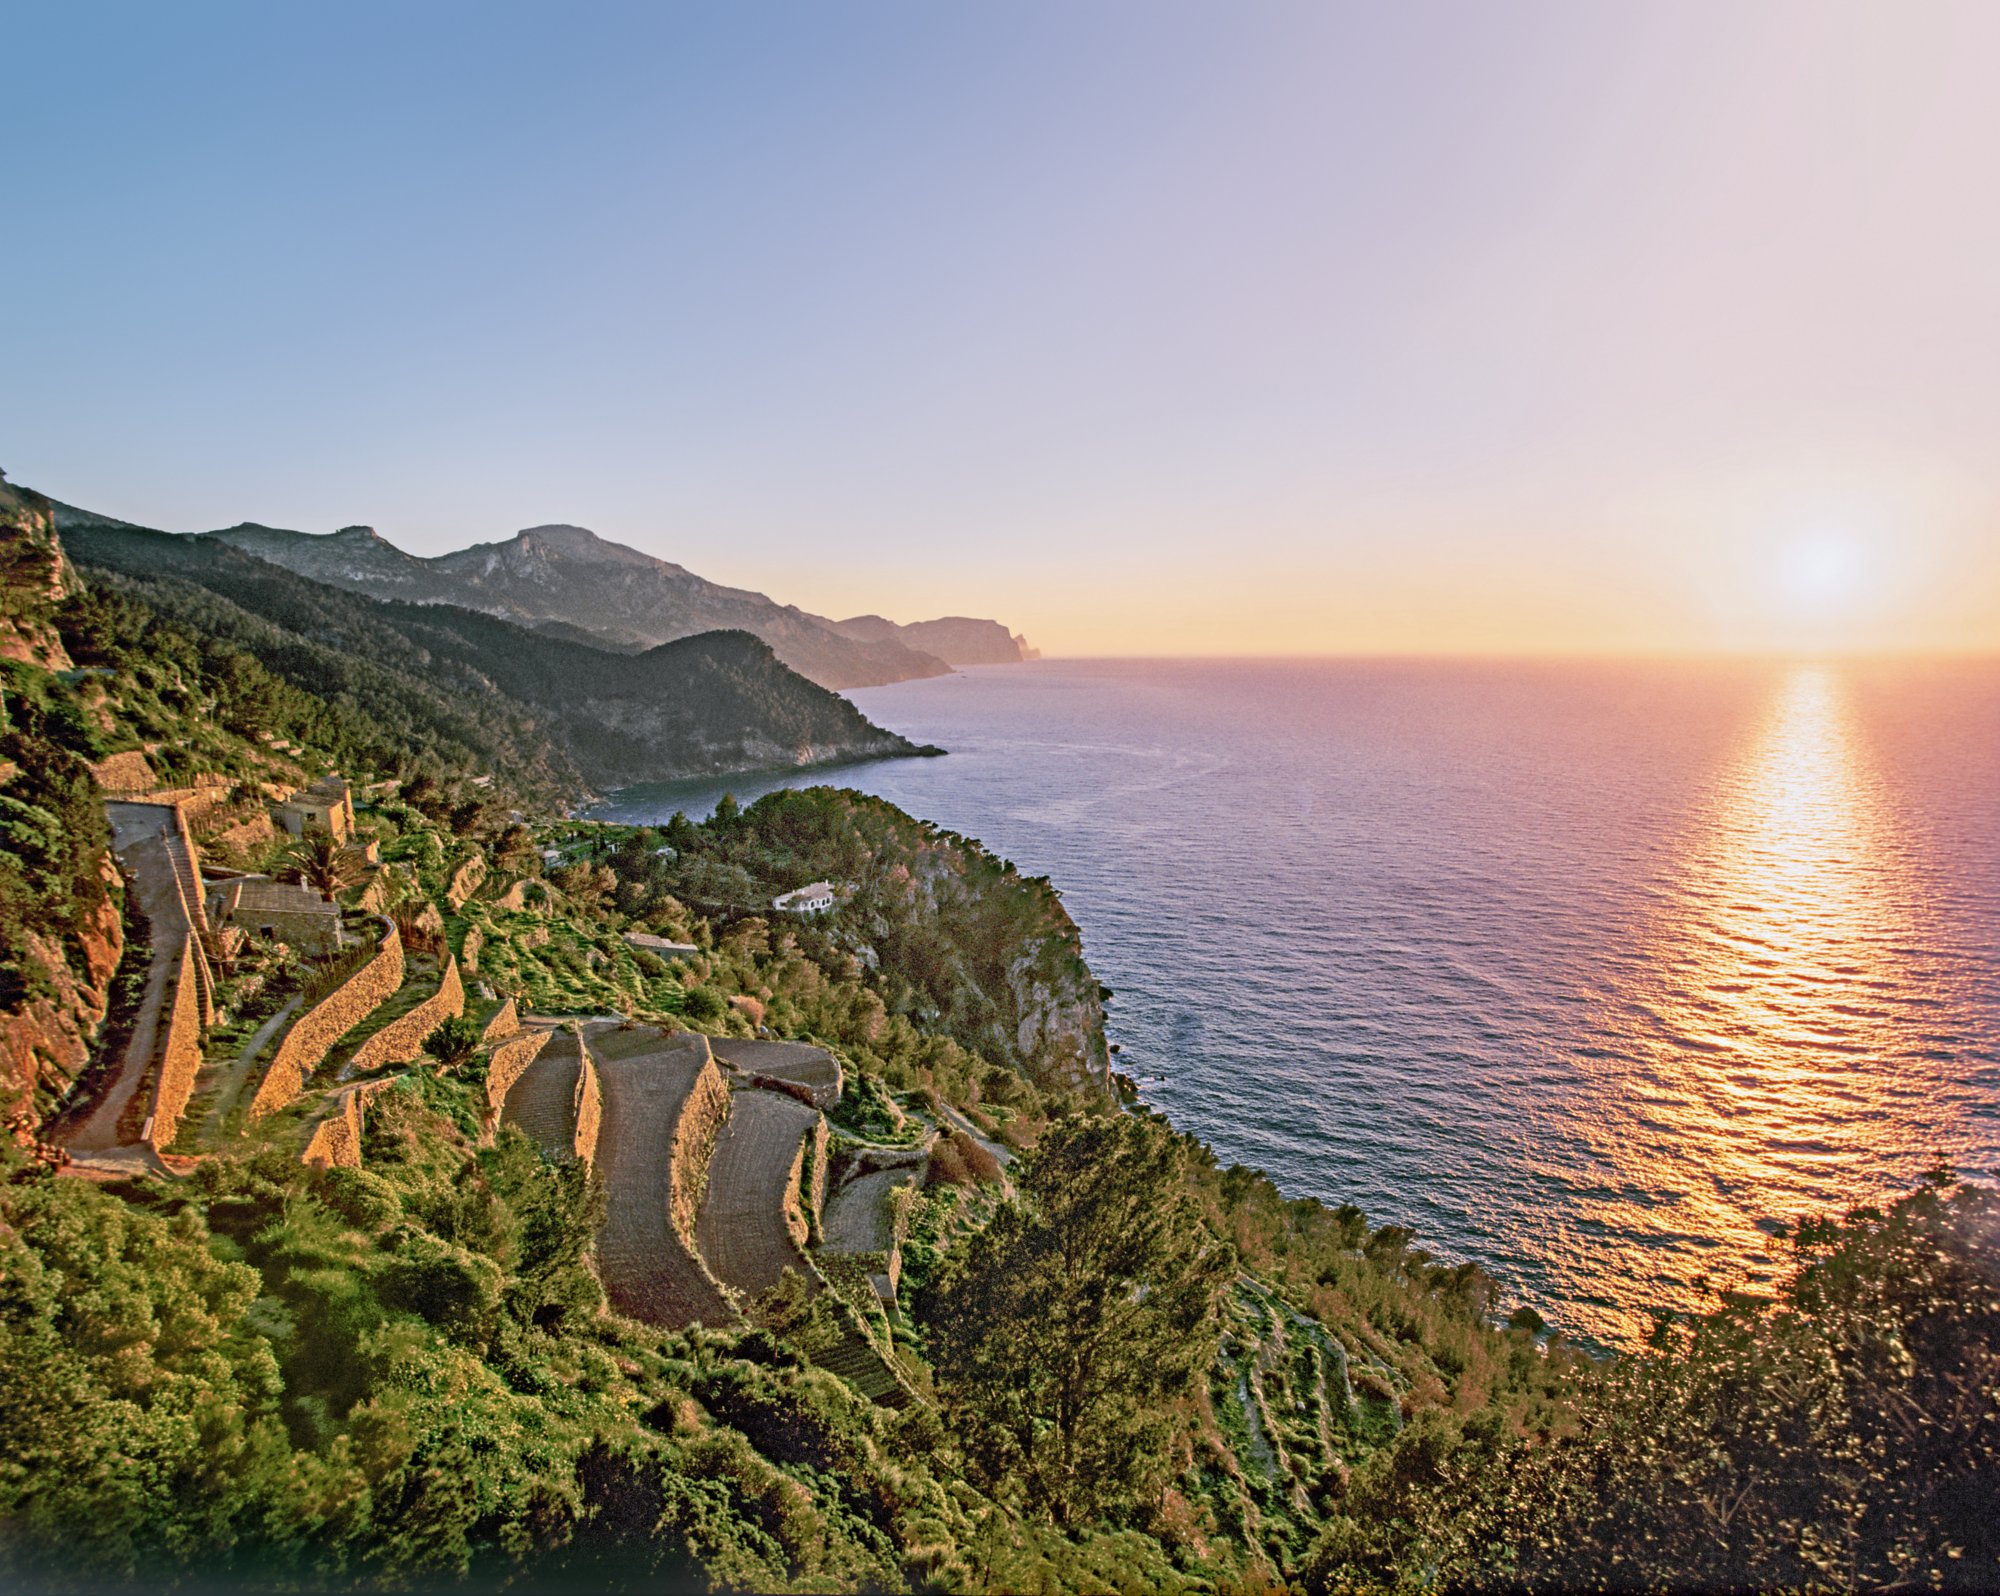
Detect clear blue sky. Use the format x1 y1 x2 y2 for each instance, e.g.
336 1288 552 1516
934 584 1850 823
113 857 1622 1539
6 1 1998 654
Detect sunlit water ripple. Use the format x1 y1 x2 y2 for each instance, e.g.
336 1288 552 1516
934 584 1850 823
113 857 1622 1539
598 659 2000 1347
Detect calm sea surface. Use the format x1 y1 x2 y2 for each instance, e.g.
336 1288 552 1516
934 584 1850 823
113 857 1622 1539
598 659 2000 1346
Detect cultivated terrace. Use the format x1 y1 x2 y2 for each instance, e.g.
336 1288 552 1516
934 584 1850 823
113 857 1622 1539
2 477 1994 1593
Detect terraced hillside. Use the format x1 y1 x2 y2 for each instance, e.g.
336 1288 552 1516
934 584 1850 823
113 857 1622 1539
710 1037 842 1107
499 1030 581 1158
822 1167 917 1255
589 1030 735 1328
696 1088 819 1300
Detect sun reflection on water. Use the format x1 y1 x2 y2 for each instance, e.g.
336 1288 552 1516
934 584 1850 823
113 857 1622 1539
1570 665 1966 1341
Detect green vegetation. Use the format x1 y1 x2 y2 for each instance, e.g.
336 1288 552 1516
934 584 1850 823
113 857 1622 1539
61 520 917 793
0 495 1994 1592
922 1114 1236 1527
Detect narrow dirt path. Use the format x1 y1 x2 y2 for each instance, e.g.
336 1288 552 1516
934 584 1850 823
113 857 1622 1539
66 804 187 1153
200 995 302 1142
696 1088 818 1301
592 1037 735 1329
501 1030 581 1157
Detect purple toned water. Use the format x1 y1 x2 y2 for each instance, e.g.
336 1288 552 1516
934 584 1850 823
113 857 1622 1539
599 658 2000 1346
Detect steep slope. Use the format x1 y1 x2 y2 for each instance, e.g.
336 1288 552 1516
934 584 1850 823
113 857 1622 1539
57 517 930 792
0 473 121 1126
428 523 952 687
149 509 955 689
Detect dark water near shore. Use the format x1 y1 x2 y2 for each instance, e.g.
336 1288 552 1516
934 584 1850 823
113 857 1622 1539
598 658 2000 1346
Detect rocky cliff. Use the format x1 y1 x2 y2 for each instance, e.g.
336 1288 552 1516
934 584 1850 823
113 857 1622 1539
178 514 957 690
0 471 75 669
835 613 1036 666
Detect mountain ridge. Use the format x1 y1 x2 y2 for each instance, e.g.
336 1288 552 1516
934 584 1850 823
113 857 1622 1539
50 502 1037 687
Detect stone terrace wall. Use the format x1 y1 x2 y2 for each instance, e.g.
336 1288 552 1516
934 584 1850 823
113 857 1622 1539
300 1078 396 1169
670 1056 731 1250
479 995 518 1046
141 936 207 1151
573 1040 603 1164
803 1113 830 1242
483 1026 552 1133
351 954 464 1071
445 852 488 909
250 921 404 1119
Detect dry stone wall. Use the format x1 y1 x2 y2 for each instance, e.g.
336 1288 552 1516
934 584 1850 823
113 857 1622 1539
460 924 484 974
141 937 207 1151
300 1078 396 1168
803 1113 830 1242
480 995 519 1046
670 1054 731 1250
445 852 488 909
483 1026 552 1132
350 954 464 1071
250 921 404 1119
572 1041 603 1164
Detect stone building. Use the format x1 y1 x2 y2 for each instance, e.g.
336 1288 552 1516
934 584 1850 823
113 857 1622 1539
208 877 345 958
275 775 356 842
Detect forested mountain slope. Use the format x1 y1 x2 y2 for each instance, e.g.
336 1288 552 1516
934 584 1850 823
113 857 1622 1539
60 519 927 792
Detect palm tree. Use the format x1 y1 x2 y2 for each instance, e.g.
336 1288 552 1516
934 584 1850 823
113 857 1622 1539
287 831 350 902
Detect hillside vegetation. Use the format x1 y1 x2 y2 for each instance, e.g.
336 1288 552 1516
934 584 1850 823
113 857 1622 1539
0 476 1994 1594
60 517 926 793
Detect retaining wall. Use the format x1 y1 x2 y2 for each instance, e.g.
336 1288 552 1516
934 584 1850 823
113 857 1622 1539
445 852 488 909
484 1026 552 1125
782 1125 813 1252
669 1057 731 1249
572 1038 603 1164
140 935 207 1151
350 954 464 1071
460 924 484 974
249 920 404 1119
300 1078 396 1168
803 1113 830 1242
480 995 519 1046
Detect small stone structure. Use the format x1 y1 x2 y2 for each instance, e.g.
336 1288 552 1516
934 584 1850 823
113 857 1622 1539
249 920 404 1119
350 955 464 1071
275 775 355 842
208 877 344 958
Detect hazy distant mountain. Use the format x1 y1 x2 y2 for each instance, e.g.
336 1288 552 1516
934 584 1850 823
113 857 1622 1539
92 510 1032 687
835 613 1037 665
55 514 933 792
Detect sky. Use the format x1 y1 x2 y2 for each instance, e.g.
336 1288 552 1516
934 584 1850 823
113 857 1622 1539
5 0 1999 657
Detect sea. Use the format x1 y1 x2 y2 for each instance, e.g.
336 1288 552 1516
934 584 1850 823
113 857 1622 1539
595 658 2000 1348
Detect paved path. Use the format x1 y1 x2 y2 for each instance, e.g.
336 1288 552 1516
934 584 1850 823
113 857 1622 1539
501 1030 581 1157
65 804 190 1152
592 1035 735 1329
696 1088 818 1301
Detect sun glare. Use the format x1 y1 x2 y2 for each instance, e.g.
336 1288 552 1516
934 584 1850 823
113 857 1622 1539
1775 532 1868 620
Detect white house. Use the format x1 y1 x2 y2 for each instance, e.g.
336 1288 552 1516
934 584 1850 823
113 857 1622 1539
772 880 837 914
